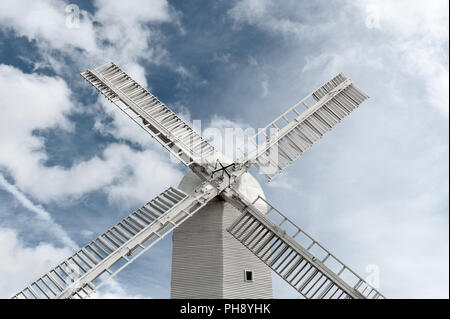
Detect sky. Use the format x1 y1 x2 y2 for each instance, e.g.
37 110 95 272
0 0 448 299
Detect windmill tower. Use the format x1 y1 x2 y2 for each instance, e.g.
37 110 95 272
171 171 273 298
12 62 386 299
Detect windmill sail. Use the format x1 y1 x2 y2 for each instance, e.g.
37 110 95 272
241 73 369 181
12 186 216 299
11 62 386 300
81 62 218 167
226 192 384 299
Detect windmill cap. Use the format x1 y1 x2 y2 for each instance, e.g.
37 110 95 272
178 171 267 212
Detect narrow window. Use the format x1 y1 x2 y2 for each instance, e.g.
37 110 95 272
244 270 253 282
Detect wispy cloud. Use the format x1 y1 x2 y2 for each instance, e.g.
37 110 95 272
0 174 77 249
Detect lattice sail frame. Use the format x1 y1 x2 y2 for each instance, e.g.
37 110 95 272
81 62 218 168
12 186 217 299
239 73 369 181
225 191 385 299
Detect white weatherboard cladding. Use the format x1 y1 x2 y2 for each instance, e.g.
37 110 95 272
171 198 224 298
221 201 273 298
171 172 272 298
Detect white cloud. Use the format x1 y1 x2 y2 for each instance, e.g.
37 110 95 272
228 0 337 40
103 144 183 206
0 0 97 54
230 0 449 115
80 229 94 238
92 97 153 148
0 226 149 299
94 0 170 26
355 0 449 115
338 195 449 298
0 227 73 298
0 0 174 73
0 64 182 205
266 174 300 194
0 0 190 199
302 53 335 72
0 0 189 198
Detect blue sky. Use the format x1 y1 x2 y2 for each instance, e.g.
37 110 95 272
0 0 448 298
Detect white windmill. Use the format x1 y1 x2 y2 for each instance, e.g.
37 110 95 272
12 62 385 299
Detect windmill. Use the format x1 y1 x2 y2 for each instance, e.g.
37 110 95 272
12 62 385 299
